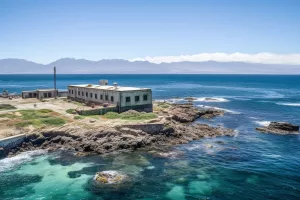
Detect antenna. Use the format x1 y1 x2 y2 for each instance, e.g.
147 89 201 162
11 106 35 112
54 66 57 99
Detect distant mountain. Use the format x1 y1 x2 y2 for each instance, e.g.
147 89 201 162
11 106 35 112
0 58 299 74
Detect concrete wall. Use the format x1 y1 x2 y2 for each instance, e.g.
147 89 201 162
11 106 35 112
22 91 37 98
117 123 164 135
37 90 57 99
119 89 152 108
68 86 120 105
0 134 26 149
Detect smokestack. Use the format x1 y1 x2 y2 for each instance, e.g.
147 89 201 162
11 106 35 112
54 66 57 99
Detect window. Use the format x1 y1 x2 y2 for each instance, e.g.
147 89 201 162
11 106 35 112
86 92 88 97
71 90 73 94
143 94 148 101
68 90 71 94
48 92 52 98
78 91 80 96
95 94 97 99
135 95 140 102
126 97 131 103
90 93 93 98
100 94 103 100
111 96 114 102
105 95 108 101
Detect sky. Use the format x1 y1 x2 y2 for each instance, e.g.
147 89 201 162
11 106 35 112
0 0 300 64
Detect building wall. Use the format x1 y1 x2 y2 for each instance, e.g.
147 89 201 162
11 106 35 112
37 90 57 99
67 86 153 112
119 90 152 108
67 86 120 105
22 91 37 99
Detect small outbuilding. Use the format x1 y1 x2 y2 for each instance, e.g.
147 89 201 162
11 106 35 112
22 89 68 100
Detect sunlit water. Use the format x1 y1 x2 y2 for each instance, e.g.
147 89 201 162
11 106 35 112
1 74 300 200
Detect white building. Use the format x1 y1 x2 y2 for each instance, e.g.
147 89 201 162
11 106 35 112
67 82 152 113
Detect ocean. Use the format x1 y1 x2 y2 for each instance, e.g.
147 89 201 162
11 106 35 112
0 74 300 200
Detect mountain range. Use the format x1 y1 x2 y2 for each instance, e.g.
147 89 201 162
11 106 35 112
0 58 299 74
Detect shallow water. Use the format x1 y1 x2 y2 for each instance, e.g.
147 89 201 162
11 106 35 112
1 74 300 199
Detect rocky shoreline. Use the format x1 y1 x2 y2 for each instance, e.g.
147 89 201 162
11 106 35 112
1 103 234 158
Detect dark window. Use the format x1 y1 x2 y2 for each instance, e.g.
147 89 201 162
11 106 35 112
43 93 47 98
82 92 84 96
95 94 97 99
100 94 103 100
71 90 73 94
68 90 71 94
143 94 148 101
111 96 114 102
105 95 108 100
78 91 80 96
48 92 52 98
126 97 131 103
86 92 88 97
90 93 93 98
135 96 140 102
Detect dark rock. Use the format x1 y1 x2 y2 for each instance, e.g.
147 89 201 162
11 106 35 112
256 122 299 135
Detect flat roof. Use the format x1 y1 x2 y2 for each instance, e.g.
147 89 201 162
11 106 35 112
68 84 151 92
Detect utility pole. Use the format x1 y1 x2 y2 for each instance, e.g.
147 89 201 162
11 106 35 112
54 66 57 99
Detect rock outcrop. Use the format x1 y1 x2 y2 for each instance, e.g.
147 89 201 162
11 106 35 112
256 122 299 135
94 171 128 184
168 104 224 123
5 103 234 157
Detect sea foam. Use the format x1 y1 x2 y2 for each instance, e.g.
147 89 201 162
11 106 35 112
0 150 46 172
254 121 271 127
193 97 230 102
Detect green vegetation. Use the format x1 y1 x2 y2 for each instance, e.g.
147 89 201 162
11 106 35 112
66 109 76 114
104 111 157 120
0 109 66 128
0 104 17 111
74 115 85 120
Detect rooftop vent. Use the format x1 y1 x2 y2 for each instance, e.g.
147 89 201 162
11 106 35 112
113 82 118 88
99 80 108 86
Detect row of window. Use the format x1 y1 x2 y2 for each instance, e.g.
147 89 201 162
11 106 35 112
68 89 148 103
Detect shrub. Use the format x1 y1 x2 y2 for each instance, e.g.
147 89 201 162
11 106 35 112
40 117 65 126
66 109 76 114
0 104 17 111
74 116 85 120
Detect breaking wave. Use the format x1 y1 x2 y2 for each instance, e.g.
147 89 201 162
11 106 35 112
0 150 46 172
276 102 300 107
197 105 241 114
192 97 230 102
254 121 271 127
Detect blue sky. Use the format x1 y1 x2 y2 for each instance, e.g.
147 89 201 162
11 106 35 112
0 0 300 64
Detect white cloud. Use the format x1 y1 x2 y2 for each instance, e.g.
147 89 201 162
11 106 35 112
130 52 300 65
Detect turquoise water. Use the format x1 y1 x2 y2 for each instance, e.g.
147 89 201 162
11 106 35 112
1 74 300 199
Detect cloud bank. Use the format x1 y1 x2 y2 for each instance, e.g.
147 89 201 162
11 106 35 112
131 53 300 65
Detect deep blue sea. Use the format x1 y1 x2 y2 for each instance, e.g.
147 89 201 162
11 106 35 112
1 74 300 200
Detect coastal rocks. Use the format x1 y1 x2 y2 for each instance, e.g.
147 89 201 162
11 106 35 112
94 171 128 184
198 108 224 119
169 104 225 123
256 122 299 135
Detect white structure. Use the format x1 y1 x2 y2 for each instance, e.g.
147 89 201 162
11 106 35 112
67 83 153 113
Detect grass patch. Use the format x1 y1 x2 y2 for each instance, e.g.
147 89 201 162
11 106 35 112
74 115 85 120
5 109 67 128
66 109 76 114
0 104 17 111
104 110 157 120
0 113 17 119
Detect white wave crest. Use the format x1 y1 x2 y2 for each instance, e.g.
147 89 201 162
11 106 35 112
193 97 229 102
254 121 271 127
197 105 241 114
276 103 300 107
0 150 46 172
